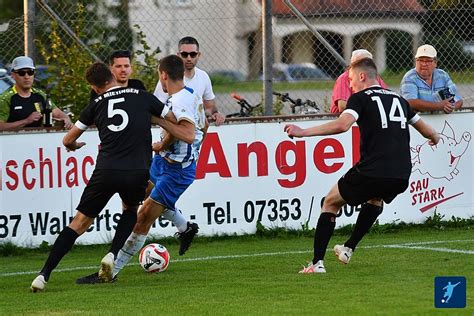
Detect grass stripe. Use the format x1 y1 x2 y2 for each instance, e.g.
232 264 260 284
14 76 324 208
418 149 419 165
1 238 472 277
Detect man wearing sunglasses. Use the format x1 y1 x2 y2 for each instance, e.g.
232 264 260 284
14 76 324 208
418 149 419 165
89 50 146 102
154 36 224 125
0 56 73 131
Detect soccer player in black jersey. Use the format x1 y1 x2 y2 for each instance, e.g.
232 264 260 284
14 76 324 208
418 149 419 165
285 58 440 274
30 62 186 292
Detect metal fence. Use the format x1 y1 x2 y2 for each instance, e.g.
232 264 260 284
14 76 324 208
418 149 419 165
0 0 472 116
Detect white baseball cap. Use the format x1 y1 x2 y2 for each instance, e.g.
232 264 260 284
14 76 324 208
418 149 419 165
351 49 373 63
415 44 437 59
11 56 35 71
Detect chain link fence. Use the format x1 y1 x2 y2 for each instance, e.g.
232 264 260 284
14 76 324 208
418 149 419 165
0 0 472 116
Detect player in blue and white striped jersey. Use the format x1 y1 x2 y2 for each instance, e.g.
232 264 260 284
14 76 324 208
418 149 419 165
157 85 205 165
98 55 204 282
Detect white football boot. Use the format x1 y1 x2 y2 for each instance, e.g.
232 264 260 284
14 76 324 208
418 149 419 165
98 252 115 282
334 244 353 264
299 260 326 274
31 274 47 292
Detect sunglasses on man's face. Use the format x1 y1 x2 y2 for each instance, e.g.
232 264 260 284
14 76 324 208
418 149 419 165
179 51 199 58
14 69 35 76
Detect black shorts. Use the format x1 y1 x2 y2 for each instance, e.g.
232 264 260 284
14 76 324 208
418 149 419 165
338 167 409 206
77 169 149 218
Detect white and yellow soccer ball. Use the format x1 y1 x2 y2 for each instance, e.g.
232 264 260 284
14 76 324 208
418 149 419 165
139 243 170 273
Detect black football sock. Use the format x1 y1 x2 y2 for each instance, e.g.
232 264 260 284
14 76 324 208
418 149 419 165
39 226 79 281
108 210 137 258
345 203 383 251
313 212 336 264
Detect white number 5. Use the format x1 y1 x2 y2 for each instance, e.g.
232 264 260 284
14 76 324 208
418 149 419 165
107 98 129 132
371 96 406 129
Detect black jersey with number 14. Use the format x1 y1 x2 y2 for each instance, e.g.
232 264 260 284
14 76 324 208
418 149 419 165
78 87 166 170
344 86 420 180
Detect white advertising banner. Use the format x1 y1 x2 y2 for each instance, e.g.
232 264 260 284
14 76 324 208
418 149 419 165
1 111 473 247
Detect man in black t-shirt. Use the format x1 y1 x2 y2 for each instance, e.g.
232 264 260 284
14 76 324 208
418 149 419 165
89 50 146 102
0 56 73 131
285 58 440 274
31 62 181 292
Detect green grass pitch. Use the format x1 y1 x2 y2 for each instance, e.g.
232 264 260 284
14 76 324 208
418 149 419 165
1 228 472 315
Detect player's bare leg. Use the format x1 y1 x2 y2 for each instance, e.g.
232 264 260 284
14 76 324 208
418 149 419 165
147 179 197 255
112 198 166 278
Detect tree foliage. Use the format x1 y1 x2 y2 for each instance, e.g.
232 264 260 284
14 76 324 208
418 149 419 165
36 3 94 118
35 3 160 118
131 24 161 93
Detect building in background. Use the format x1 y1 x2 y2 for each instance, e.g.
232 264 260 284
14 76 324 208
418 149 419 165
129 0 425 79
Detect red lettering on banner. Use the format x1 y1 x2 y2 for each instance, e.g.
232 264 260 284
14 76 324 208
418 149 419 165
39 148 53 188
5 160 19 190
196 133 231 179
313 138 344 173
57 147 62 187
237 142 268 177
65 157 79 187
411 184 445 206
2 147 95 191
82 157 94 185
409 178 429 193
352 126 360 165
275 140 306 188
23 159 36 190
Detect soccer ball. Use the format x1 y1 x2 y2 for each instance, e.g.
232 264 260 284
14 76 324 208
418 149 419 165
139 243 170 273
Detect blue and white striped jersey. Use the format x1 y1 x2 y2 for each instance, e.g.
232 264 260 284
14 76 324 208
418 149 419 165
160 86 205 163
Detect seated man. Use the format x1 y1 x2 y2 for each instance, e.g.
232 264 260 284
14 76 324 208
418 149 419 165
0 56 73 131
400 44 463 114
330 49 387 113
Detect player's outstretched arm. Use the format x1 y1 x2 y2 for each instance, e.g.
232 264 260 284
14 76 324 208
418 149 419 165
412 119 440 145
284 113 355 138
63 125 86 151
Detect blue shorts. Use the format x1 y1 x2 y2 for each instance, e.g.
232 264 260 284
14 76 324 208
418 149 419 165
149 155 196 210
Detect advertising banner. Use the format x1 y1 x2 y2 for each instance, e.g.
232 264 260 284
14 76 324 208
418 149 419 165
1 111 472 246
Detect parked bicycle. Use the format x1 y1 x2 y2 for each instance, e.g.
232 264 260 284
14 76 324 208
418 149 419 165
273 92 320 114
227 91 320 118
226 92 260 118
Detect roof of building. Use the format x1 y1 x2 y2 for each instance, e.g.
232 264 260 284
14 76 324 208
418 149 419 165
265 0 426 17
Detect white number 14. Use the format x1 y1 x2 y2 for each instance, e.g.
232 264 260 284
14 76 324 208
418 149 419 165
371 96 406 129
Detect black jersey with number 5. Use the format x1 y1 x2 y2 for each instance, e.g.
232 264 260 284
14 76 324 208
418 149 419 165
344 86 420 179
78 87 166 170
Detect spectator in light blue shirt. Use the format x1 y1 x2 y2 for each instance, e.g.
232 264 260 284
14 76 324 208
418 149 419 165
400 44 463 114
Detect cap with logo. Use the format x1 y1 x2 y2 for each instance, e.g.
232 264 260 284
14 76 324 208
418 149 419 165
351 49 373 64
415 44 437 59
11 56 35 71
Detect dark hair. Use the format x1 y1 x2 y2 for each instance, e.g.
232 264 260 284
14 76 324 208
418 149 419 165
350 58 378 79
178 36 199 50
109 50 132 65
86 62 113 88
158 55 184 81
